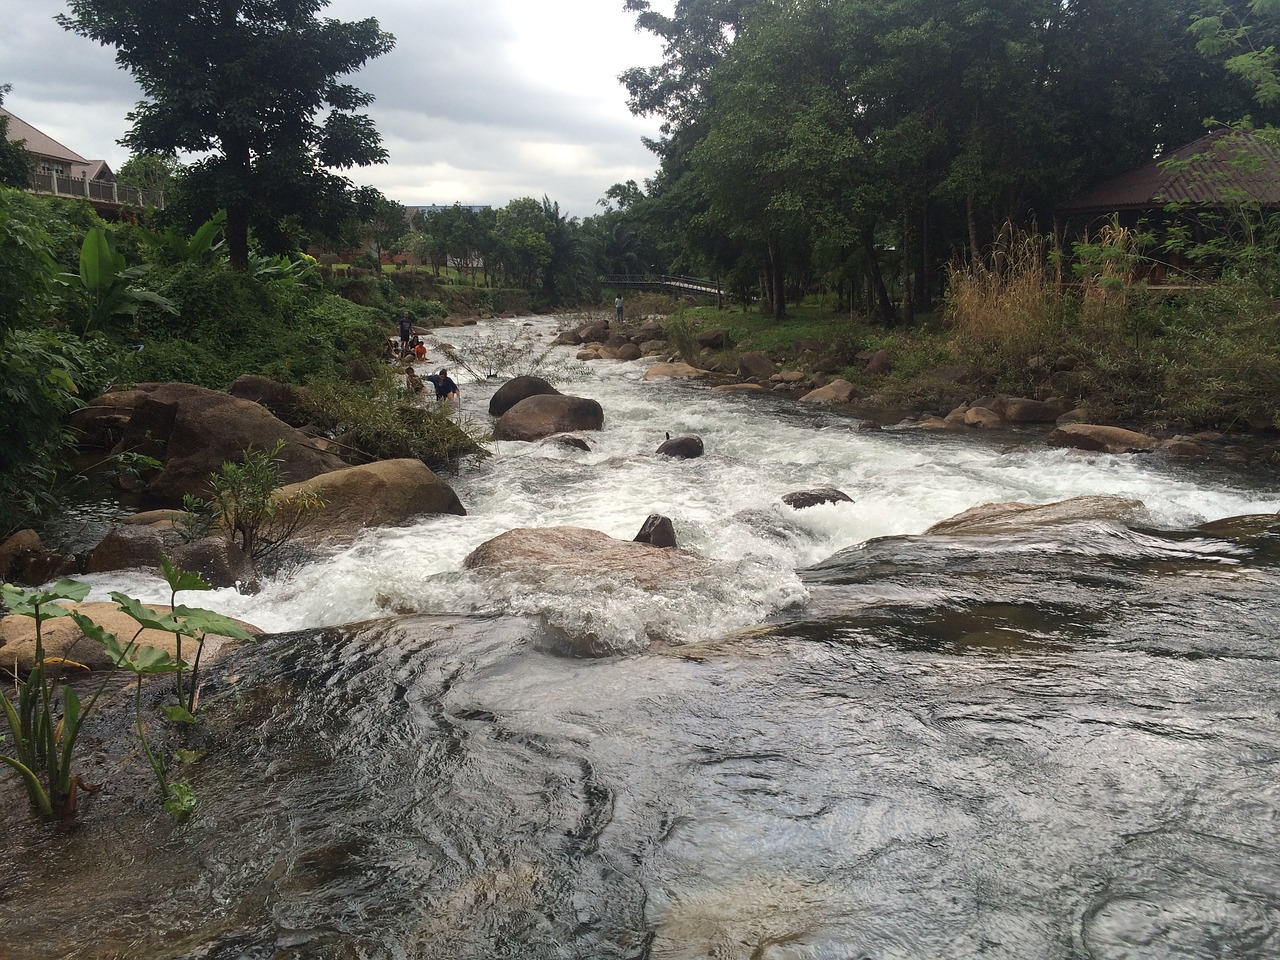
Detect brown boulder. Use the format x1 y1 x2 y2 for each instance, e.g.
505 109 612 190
227 375 308 426
0 601 260 674
616 343 642 361
926 495 1149 535
799 379 858 405
643 362 707 380
696 330 726 349
85 526 254 588
964 406 1003 428
864 348 892 375
67 390 148 449
737 351 776 379
489 376 561 417
277 459 466 544
464 526 707 590
0 530 78 586
995 396 1066 423
493 395 605 442
1047 423 1158 454
113 383 348 504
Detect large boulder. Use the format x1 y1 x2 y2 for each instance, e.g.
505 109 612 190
926 495 1149 535
737 351 776 379
0 530 78 586
85 525 255 589
112 383 348 504
799 379 858 405
464 526 707 590
1047 423 1158 454
227 375 309 427
643 362 707 380
493 395 604 442
67 389 149 449
488 375 561 417
994 395 1066 424
0 601 260 674
276 459 466 544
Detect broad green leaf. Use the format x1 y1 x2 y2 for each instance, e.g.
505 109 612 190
161 704 197 724
160 555 212 594
171 605 255 641
110 592 190 635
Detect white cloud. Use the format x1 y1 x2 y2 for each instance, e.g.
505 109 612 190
2 0 667 218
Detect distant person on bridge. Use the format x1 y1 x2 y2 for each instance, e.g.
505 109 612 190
615 295 624 323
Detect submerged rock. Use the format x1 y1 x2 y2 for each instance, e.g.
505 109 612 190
781 487 854 510
926 495 1149 535
656 435 705 459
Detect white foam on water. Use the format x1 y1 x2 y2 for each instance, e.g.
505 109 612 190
77 316 1280 646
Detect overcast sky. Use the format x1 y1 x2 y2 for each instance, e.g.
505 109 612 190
2 0 668 218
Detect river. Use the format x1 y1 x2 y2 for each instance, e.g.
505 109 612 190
3 315 1279 959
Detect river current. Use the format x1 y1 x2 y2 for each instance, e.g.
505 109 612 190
3 315 1279 959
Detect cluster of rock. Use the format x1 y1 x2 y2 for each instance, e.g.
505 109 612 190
1 377 468 591
560 316 1235 460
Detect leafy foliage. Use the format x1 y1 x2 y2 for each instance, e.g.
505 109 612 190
301 368 489 471
59 0 395 268
180 442 324 569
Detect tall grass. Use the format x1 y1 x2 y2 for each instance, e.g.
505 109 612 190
944 224 1064 384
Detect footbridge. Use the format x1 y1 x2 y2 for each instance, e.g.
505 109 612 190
603 274 720 298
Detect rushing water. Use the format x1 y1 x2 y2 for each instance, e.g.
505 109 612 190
4 316 1280 959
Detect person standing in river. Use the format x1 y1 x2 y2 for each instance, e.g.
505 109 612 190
398 311 413 355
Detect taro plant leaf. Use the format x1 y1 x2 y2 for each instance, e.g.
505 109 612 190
170 605 255 641
73 610 183 674
2 579 90 619
160 554 212 594
110 592 191 636
161 704 197 724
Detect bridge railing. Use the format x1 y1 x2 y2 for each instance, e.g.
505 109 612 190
26 171 165 210
603 273 719 295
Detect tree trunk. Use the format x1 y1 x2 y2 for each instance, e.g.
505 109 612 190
862 226 895 325
768 242 786 320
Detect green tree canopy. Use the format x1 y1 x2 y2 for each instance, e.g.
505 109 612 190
59 0 395 269
0 85 34 189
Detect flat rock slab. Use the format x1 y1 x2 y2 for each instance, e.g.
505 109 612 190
926 495 1149 535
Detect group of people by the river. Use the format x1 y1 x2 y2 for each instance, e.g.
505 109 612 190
398 311 459 403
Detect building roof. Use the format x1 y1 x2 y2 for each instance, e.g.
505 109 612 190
1059 127 1280 215
1 106 114 181
1 106 89 164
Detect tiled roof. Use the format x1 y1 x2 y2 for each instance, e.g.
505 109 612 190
0 106 89 164
1060 128 1280 214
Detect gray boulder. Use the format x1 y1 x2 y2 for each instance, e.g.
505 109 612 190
656 435 704 459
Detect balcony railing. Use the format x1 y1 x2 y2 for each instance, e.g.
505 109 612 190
26 171 165 210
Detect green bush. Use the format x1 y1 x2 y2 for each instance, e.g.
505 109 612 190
0 330 112 536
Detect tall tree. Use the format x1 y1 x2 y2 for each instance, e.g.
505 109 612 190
59 0 394 269
0 85 34 188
